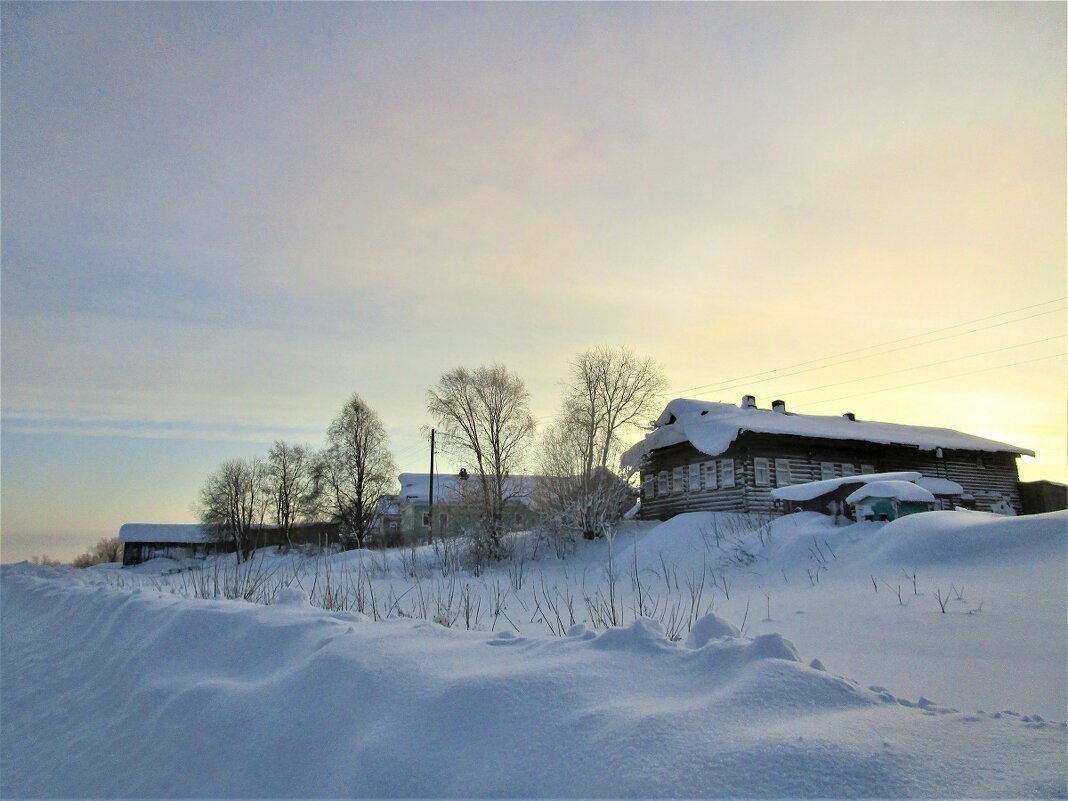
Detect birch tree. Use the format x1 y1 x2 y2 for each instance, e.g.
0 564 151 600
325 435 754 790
426 363 536 560
565 346 667 472
536 347 663 540
318 394 395 549
198 457 265 562
264 441 317 551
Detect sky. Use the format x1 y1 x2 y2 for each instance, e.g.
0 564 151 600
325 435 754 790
2 2 1065 562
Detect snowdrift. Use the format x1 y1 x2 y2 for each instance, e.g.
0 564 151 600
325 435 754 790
2 562 1065 799
870 509 1067 567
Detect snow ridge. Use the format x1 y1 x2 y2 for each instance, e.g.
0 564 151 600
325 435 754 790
2 558 1065 799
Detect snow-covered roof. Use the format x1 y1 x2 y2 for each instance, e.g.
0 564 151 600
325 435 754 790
845 481 936 505
118 524 212 544
396 473 539 508
621 398 1034 468
915 477 965 496
770 471 922 502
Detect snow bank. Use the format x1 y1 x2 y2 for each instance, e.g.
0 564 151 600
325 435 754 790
3 563 1064 798
870 510 1067 567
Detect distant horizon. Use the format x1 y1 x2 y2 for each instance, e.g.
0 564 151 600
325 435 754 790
3 2 1064 563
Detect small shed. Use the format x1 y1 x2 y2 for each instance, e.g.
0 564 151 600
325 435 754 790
770 471 923 517
846 481 936 522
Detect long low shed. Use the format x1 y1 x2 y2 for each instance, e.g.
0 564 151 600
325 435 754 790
118 524 221 566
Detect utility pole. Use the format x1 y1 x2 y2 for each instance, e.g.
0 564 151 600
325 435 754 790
428 429 435 545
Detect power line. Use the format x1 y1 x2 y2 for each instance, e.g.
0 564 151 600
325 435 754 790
764 335 1066 400
671 297 1066 397
790 352 1067 410
674 306 1065 399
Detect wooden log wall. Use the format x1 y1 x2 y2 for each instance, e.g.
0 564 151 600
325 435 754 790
637 433 1025 520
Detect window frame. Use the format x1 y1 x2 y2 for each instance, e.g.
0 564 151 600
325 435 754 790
703 461 718 490
720 458 735 488
688 463 701 494
754 457 771 487
774 458 791 487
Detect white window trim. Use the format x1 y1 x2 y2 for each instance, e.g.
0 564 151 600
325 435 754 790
672 466 685 494
703 461 718 490
754 457 771 487
720 458 735 488
688 463 701 494
774 458 791 487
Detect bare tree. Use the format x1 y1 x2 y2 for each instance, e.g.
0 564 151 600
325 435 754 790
318 394 396 549
264 441 317 551
198 457 265 562
537 347 662 540
426 364 536 560
565 346 667 472
71 536 124 568
536 418 636 543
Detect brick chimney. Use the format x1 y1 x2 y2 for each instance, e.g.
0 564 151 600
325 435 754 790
772 399 786 414
741 395 757 410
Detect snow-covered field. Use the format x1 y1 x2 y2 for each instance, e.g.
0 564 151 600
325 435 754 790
3 510 1065 798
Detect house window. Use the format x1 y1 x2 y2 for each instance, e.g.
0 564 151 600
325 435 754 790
688 464 701 493
720 459 735 488
754 457 771 486
976 454 986 470
861 464 876 474
643 476 655 499
841 464 857 477
513 512 522 524
672 466 685 493
657 471 669 495
703 461 718 490
774 458 791 486
820 462 836 481
422 513 431 527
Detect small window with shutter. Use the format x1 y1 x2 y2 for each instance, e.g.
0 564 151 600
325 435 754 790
820 462 836 481
672 466 685 493
688 463 701 494
841 464 857 477
775 458 791 486
643 475 655 499
703 461 718 490
861 464 876 475
754 457 771 486
720 459 735 488
657 471 668 495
